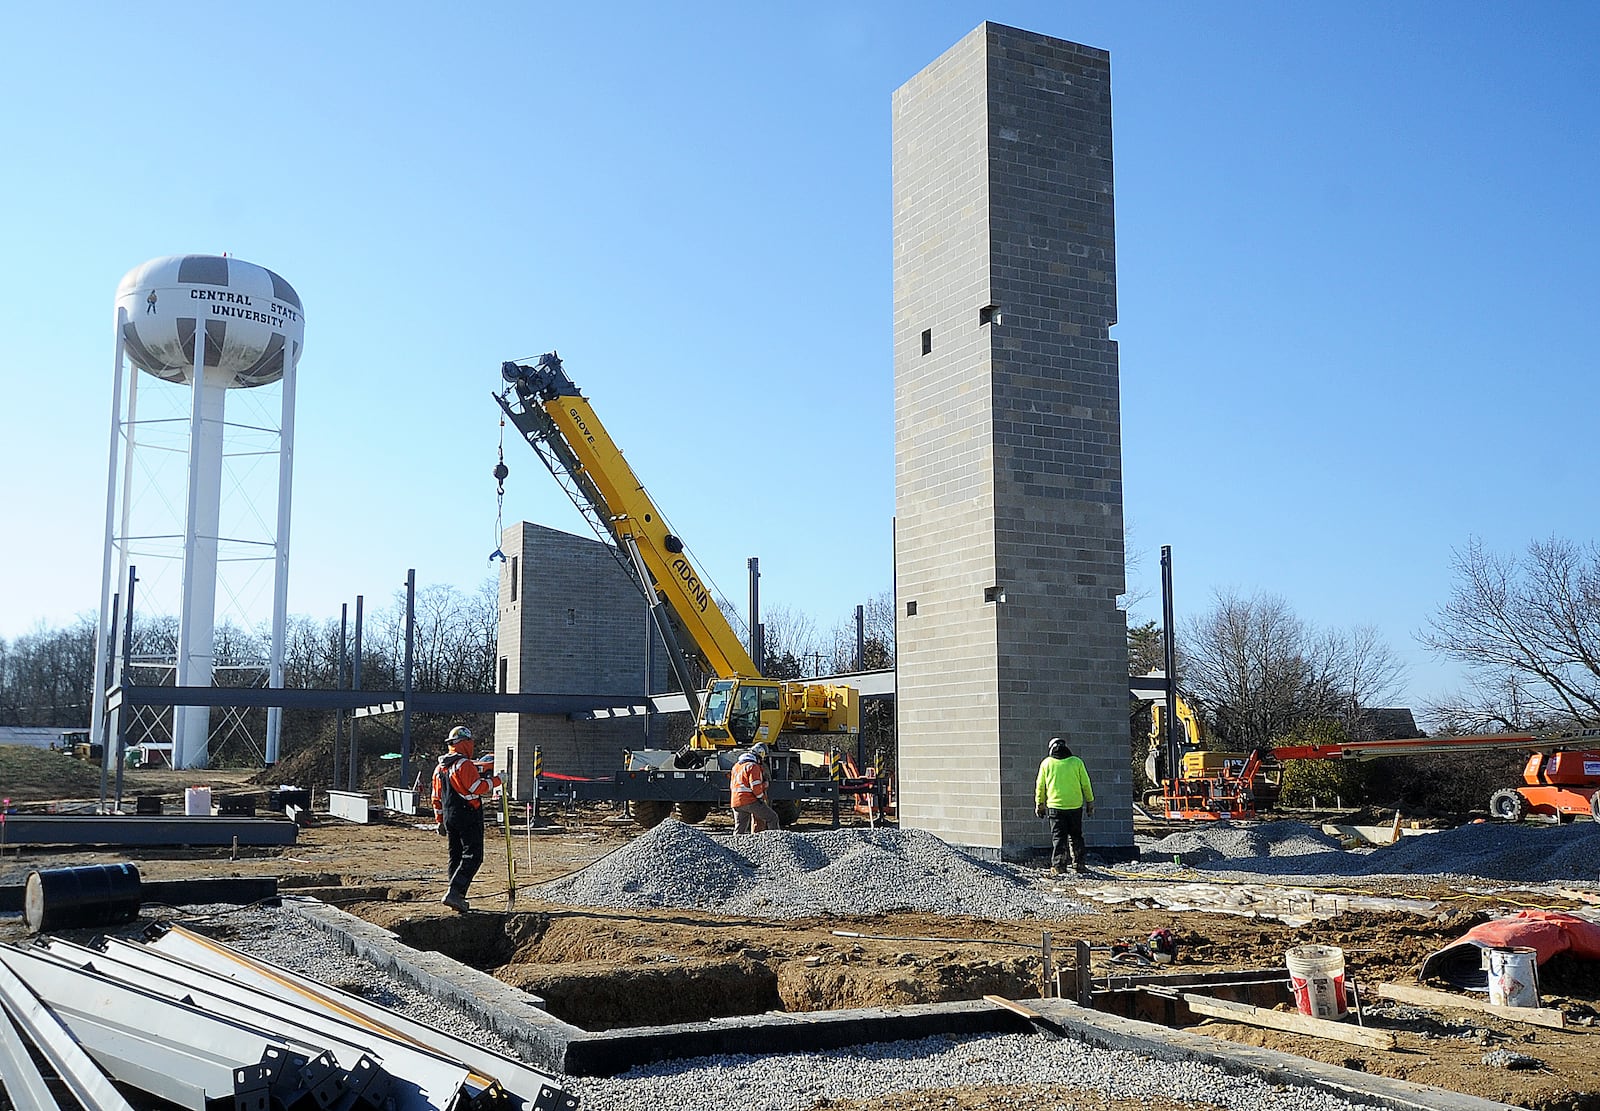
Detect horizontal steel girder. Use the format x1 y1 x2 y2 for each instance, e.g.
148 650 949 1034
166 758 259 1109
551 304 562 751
0 815 298 847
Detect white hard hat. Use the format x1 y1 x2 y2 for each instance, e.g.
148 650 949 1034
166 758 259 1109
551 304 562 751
448 725 473 743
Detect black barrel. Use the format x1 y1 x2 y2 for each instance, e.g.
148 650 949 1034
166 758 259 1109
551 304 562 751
23 863 142 934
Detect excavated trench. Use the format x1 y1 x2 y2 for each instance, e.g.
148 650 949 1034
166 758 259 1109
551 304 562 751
380 910 1038 1030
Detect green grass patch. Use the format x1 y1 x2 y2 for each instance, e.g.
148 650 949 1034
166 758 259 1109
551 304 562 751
0 744 106 805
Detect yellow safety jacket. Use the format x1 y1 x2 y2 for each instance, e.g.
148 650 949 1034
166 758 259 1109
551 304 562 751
1036 755 1093 811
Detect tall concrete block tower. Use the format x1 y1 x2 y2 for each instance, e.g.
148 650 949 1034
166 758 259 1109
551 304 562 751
494 521 669 795
892 23 1131 860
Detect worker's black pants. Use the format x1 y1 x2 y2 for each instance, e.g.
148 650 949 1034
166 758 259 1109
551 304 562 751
1048 806 1085 870
445 805 485 897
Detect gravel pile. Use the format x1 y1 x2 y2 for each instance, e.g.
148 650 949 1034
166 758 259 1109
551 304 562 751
1136 818 1600 884
565 1030 1388 1111
541 821 1088 920
1144 821 1341 863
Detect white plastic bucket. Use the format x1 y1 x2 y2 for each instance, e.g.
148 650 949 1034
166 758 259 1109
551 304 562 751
1286 944 1348 1021
184 786 212 817
1483 946 1540 1008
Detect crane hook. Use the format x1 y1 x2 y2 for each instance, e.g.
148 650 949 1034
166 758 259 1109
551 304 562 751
490 417 509 563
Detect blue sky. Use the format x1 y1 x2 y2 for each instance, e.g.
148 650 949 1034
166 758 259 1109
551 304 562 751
1 2 1595 713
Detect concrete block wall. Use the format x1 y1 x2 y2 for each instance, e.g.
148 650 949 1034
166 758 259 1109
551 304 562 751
893 23 1130 860
494 521 669 796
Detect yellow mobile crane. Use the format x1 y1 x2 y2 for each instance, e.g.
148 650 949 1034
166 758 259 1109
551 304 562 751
496 352 859 825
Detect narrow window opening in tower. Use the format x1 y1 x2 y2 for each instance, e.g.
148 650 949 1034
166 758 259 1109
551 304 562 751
498 656 508 694
566 608 578 627
510 556 520 601
920 329 932 355
905 600 918 616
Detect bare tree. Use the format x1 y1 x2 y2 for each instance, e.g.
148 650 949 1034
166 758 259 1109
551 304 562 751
0 617 98 726
1180 591 1313 749
368 581 497 693
824 591 896 673
1421 537 1600 729
760 604 823 677
1179 591 1406 750
1316 624 1408 739
1122 520 1151 613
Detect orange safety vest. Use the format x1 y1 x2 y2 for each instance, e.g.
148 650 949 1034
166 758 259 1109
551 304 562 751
730 756 768 807
433 750 497 814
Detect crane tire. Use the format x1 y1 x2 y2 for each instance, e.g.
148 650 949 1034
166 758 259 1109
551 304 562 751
632 800 673 829
1488 788 1526 823
1590 792 1600 823
674 802 713 825
773 799 801 828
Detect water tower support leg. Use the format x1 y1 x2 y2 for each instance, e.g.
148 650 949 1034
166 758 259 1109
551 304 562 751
174 374 226 770
265 350 298 765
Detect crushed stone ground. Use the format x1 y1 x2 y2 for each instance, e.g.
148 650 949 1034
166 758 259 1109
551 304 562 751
1138 817 1600 885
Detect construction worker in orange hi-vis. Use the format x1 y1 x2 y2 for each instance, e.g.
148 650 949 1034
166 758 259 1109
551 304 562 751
431 725 501 911
730 743 778 834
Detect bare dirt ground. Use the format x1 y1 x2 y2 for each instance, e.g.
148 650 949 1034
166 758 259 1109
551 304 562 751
2 761 1597 1111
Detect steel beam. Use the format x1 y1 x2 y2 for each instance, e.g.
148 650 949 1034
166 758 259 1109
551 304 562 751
0 942 284 1109
112 683 645 714
44 937 464 1108
150 924 574 1109
0 815 297 847
0 990 65 1111
0 954 139 1111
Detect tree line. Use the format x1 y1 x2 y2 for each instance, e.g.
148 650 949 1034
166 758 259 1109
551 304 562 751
1137 536 1600 812
0 582 499 760
4 536 1594 805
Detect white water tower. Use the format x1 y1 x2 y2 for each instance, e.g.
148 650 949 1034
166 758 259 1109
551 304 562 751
91 255 305 770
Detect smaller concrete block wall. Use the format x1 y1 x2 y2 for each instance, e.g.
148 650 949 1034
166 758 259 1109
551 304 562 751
494 522 670 798
497 522 659 696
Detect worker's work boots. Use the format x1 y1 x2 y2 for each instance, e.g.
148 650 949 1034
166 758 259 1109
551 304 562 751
441 892 470 912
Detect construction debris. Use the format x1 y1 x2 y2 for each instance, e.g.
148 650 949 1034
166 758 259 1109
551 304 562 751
1067 878 1438 925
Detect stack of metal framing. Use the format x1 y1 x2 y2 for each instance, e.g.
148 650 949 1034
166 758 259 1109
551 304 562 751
0 924 577 1110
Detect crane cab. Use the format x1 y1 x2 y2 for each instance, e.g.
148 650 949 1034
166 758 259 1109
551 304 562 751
697 678 784 747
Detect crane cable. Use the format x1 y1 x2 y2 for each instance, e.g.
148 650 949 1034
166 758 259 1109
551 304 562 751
490 416 509 563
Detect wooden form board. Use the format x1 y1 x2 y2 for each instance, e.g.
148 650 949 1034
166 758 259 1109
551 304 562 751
1181 993 1397 1050
1374 982 1574 1031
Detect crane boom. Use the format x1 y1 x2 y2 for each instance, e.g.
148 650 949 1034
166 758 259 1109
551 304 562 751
497 353 758 685
495 351 857 757
1271 730 1600 762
